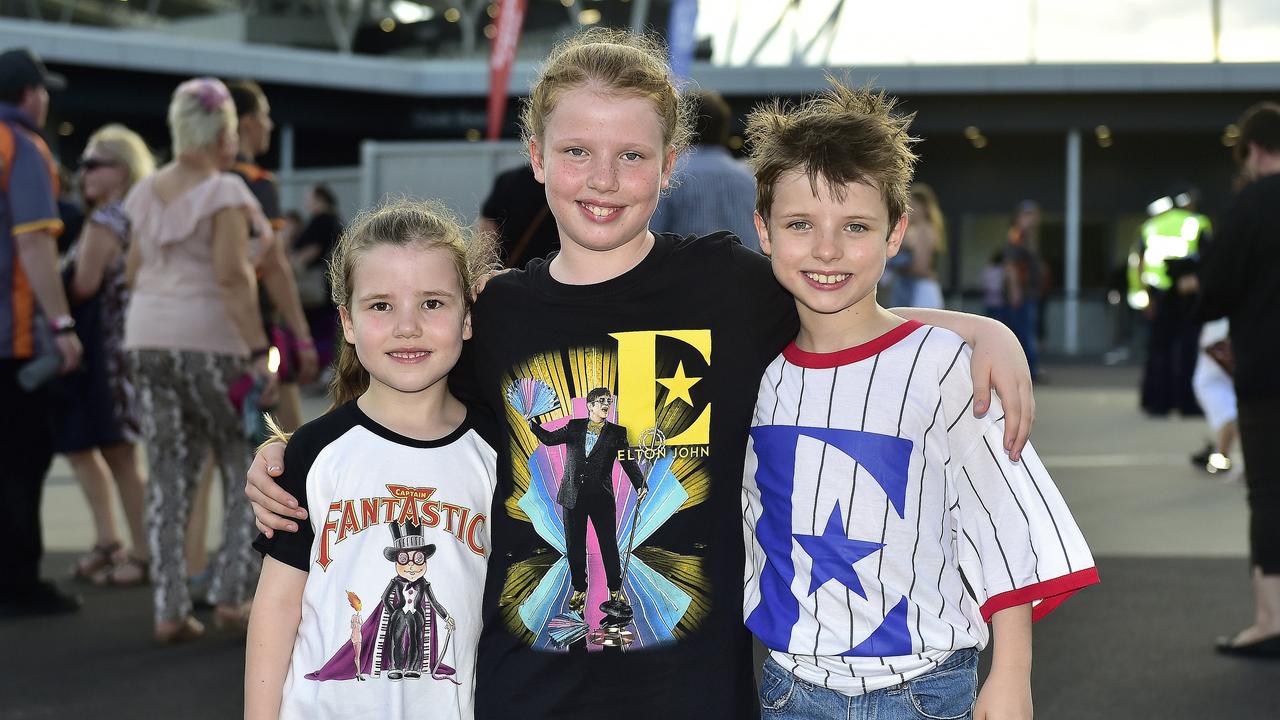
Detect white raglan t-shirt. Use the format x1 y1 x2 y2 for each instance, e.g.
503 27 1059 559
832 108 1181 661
255 400 497 719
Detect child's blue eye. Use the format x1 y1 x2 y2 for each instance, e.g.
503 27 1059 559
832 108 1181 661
846 223 868 233
621 152 642 161
787 221 811 231
567 148 587 157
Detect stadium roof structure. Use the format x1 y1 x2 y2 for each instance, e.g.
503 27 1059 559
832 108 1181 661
3 16 1279 98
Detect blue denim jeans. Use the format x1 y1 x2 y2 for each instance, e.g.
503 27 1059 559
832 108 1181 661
759 648 979 720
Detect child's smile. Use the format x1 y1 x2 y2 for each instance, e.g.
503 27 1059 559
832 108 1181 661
340 244 472 397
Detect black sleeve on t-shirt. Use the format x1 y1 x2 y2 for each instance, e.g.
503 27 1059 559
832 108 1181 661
252 402 360 571
708 230 800 361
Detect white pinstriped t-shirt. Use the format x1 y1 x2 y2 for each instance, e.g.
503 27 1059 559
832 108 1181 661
742 320 1098 697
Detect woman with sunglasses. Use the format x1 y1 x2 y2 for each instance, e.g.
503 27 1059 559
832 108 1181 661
58 124 153 587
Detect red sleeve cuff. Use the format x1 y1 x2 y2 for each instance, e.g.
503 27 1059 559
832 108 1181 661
979 567 1100 623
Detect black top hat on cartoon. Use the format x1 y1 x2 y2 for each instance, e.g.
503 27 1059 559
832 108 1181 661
383 520 436 561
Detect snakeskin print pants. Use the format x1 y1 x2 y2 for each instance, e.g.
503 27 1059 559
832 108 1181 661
130 349 260 624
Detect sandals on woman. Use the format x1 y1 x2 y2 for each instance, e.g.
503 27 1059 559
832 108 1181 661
92 555 150 587
155 615 205 645
213 602 253 635
70 542 122 582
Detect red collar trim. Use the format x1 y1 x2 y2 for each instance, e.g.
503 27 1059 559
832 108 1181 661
783 320 924 369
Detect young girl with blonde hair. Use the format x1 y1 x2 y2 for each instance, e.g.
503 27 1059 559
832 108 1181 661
247 29 1037 719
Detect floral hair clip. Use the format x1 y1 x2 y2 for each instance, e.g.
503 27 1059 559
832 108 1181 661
177 77 230 114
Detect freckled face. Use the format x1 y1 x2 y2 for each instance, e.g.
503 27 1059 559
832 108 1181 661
529 87 675 257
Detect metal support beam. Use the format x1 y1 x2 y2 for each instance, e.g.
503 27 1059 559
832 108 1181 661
1064 127 1082 355
1211 0 1222 62
746 0 796 66
317 0 367 54
628 0 650 35
458 0 488 57
280 123 295 177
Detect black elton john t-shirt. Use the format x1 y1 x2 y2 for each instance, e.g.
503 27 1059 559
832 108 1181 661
452 232 797 719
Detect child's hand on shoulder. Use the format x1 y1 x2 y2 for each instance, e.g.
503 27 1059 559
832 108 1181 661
974 670 1032 720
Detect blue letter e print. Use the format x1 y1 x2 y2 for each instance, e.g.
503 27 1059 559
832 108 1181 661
747 425 913 657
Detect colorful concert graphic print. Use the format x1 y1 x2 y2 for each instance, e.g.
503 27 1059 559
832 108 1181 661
499 330 714 652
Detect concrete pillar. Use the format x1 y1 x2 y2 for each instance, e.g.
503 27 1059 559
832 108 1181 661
1064 127 1082 355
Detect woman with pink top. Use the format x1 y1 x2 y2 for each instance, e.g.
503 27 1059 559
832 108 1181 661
123 77 276 643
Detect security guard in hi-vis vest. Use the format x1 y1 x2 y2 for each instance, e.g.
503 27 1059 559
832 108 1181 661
1134 189 1212 416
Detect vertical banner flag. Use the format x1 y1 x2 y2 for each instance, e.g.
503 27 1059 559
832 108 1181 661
487 0 528 140
668 0 699 82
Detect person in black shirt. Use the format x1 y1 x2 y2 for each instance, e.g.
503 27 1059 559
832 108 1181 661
479 164 559 268
292 183 343 366
1198 102 1280 658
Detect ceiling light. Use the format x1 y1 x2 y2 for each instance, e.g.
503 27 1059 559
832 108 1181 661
390 1 434 23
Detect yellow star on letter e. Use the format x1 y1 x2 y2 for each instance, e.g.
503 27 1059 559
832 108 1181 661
657 361 701 409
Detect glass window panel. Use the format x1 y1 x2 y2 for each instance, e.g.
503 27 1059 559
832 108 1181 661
701 0 1280 67
1035 0 1214 62
1220 0 1280 61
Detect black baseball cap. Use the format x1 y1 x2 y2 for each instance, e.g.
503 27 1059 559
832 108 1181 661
0 48 67 94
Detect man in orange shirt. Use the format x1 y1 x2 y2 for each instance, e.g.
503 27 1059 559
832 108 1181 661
0 47 83 617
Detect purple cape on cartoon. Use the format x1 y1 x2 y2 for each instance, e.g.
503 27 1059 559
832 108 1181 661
305 601 455 681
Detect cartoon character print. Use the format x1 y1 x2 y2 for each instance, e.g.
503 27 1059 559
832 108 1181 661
306 521 459 683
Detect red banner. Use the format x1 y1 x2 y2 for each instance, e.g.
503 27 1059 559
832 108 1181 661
487 0 528 141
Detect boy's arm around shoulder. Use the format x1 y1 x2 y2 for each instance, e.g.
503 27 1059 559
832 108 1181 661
245 556 307 720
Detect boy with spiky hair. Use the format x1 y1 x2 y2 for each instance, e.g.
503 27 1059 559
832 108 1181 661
740 78 1098 719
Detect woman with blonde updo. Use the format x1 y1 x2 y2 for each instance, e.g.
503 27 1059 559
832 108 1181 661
59 123 153 587
244 30 1037 719
124 77 274 643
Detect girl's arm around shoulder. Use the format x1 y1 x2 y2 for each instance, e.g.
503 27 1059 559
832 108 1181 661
974 604 1033 720
245 556 307 720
